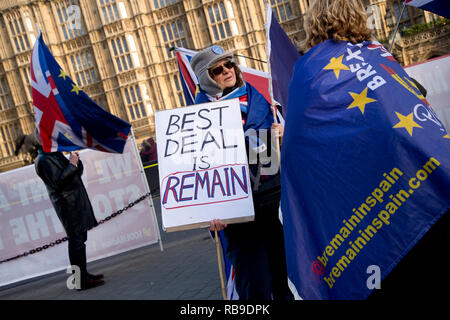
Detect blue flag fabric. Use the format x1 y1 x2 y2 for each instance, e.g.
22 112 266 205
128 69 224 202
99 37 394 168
281 39 450 299
266 5 301 116
406 0 450 19
31 34 131 153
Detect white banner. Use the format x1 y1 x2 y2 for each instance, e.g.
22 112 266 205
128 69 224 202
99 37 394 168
155 98 254 231
405 54 450 131
0 137 161 287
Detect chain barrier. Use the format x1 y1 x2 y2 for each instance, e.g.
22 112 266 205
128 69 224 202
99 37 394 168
0 192 152 265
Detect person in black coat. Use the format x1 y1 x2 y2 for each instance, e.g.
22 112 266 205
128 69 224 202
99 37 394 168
34 130 104 291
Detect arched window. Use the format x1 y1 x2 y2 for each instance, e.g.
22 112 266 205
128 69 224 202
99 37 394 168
160 20 187 59
207 2 233 41
55 0 84 40
271 0 293 22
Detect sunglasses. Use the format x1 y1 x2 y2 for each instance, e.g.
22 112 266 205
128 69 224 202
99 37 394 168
209 61 235 76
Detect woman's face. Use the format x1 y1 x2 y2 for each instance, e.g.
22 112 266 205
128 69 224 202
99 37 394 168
210 59 236 90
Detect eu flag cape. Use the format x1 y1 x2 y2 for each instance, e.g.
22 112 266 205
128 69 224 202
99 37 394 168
281 39 450 299
31 34 131 153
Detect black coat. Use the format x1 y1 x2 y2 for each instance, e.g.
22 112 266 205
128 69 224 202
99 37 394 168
35 149 97 237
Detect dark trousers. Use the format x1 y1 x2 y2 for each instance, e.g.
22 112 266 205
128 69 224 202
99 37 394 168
68 231 88 282
224 201 294 300
368 210 450 300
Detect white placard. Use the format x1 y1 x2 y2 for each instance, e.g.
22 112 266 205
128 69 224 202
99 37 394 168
155 98 254 231
405 54 450 131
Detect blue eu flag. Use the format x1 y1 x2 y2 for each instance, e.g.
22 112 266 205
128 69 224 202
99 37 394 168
32 34 131 153
281 39 450 299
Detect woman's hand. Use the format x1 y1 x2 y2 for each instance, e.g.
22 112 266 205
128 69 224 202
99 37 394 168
271 123 284 144
210 219 227 231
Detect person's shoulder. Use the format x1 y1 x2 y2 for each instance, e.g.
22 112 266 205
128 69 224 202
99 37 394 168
245 82 261 96
245 82 269 104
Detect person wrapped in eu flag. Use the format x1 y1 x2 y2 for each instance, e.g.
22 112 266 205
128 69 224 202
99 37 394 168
281 0 450 300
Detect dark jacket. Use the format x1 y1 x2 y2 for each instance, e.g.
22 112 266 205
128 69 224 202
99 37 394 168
35 149 97 237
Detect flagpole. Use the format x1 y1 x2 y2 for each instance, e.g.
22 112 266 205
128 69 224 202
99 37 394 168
264 1 281 170
388 1 406 52
215 230 227 300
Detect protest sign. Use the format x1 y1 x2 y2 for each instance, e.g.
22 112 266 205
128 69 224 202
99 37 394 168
405 54 450 131
155 98 254 232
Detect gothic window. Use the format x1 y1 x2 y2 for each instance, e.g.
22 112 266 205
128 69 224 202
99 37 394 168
110 36 134 72
21 67 32 100
160 20 187 58
70 50 97 86
153 0 181 9
271 0 293 22
7 13 32 53
99 0 121 24
0 77 13 111
207 2 233 41
55 0 84 40
0 123 20 157
124 84 148 120
173 74 185 107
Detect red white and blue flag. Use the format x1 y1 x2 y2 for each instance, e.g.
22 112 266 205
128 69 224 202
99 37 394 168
31 34 131 153
405 0 450 18
175 47 272 106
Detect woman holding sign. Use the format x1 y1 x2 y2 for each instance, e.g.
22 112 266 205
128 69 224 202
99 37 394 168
191 46 292 300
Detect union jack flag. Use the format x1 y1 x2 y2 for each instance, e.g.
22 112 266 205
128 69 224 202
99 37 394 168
405 0 449 18
31 34 131 153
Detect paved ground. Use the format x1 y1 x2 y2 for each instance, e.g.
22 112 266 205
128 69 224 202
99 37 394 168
0 196 224 300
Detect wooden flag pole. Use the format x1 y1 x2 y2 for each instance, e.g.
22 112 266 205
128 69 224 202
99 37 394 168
215 229 227 300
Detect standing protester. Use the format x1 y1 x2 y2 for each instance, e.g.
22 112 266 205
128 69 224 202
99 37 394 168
282 0 449 299
34 129 105 291
191 45 292 300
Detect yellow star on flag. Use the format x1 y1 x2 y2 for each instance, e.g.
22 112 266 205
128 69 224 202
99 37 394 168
347 87 376 115
444 134 450 139
64 132 73 139
71 83 81 95
58 69 68 80
393 112 422 136
323 55 349 79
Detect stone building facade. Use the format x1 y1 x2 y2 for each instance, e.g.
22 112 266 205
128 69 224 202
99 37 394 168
365 0 450 65
0 0 448 172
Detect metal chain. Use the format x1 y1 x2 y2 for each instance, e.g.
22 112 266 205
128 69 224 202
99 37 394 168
0 192 152 265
